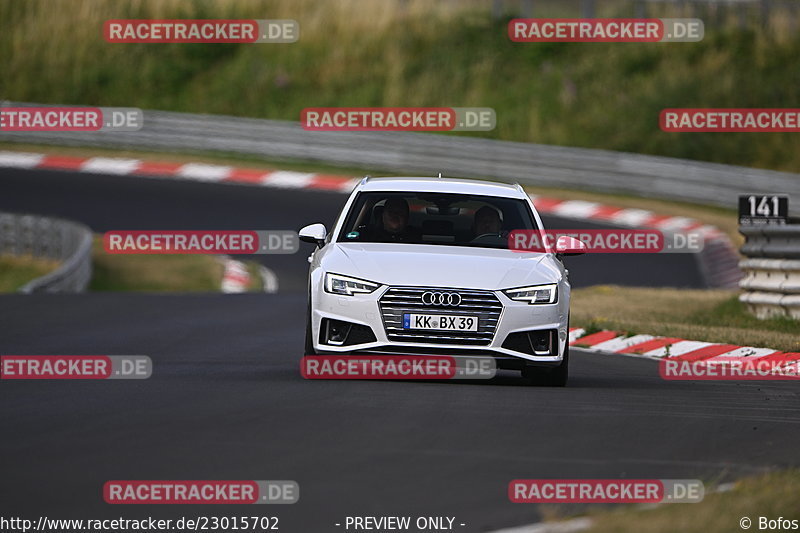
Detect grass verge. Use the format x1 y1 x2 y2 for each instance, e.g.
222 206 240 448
0 254 59 292
90 237 263 292
3 0 800 171
580 469 800 533
571 285 800 353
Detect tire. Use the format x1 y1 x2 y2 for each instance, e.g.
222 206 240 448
522 344 569 387
304 293 316 356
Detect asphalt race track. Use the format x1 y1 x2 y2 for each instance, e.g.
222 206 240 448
2 168 795 532
0 168 706 290
1 293 799 531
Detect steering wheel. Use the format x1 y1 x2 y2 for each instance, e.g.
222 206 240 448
469 232 506 245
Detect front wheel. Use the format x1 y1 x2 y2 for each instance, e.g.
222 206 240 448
522 345 569 387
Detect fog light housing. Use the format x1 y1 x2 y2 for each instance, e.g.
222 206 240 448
502 329 556 356
529 330 551 354
324 319 352 346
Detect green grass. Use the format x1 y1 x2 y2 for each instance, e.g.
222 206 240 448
580 469 800 533
89 237 262 292
572 285 800 353
2 0 800 171
0 255 59 292
0 236 267 292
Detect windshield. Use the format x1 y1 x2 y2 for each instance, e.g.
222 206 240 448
336 191 538 249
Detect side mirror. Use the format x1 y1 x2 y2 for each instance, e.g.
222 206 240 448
555 235 586 256
299 223 327 248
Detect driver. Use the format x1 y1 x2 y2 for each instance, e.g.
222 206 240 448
371 197 421 243
473 206 502 236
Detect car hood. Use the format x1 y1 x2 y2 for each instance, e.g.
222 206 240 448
321 243 562 290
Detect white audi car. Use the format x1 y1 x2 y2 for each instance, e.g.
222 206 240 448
299 177 585 386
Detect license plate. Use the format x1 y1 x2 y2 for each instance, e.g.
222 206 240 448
403 314 478 331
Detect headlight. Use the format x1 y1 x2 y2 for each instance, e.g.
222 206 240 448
504 283 558 304
324 273 380 296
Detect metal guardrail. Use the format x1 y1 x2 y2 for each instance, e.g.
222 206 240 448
738 223 800 319
493 0 798 25
739 224 800 258
2 103 800 210
0 212 93 293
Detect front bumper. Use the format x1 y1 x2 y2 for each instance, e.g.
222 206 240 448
310 282 570 366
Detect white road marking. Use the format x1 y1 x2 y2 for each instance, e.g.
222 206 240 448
0 151 45 168
177 163 233 182
81 157 141 175
646 340 713 358
590 334 655 353
262 171 316 188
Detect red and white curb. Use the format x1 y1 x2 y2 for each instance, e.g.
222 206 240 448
0 149 739 286
220 258 251 294
219 257 279 294
527 195 723 241
0 151 723 239
259 265 279 293
569 327 800 372
0 149 725 238
524 196 740 289
0 150 359 193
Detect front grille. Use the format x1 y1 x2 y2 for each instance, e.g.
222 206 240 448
379 286 503 346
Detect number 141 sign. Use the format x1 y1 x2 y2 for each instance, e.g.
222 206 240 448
738 194 788 225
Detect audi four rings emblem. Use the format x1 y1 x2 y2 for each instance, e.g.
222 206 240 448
421 291 462 306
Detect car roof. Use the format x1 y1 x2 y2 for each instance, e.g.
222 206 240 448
356 177 528 199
